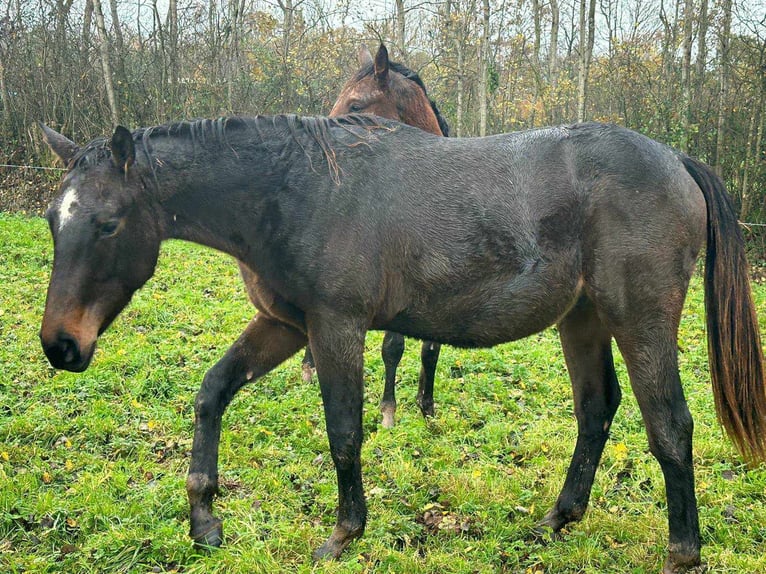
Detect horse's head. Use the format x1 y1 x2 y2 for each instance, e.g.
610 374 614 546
330 44 448 137
39 124 163 372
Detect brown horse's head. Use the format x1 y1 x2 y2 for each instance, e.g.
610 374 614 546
330 44 449 137
39 124 163 372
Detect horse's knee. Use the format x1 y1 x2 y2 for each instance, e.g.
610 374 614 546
195 367 229 420
646 407 694 465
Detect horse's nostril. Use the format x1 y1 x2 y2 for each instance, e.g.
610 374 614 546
59 334 79 364
43 332 84 371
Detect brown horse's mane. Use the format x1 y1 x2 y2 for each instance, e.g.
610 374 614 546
352 60 450 137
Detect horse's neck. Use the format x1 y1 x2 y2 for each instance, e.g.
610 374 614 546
147 121 315 262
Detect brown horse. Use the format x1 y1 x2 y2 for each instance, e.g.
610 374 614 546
240 44 448 429
39 115 766 572
327 43 449 427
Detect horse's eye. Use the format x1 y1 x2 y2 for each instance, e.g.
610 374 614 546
99 219 122 238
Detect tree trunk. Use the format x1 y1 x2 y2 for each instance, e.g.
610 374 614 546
92 0 120 126
680 0 694 152
395 0 407 58
456 36 464 137
478 0 490 136
740 42 766 218
167 0 178 96
714 0 732 174
81 0 93 63
577 0 595 122
532 0 541 66
277 0 294 110
549 0 559 83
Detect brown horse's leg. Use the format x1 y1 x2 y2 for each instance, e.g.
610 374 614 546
539 296 620 531
309 315 367 560
615 329 700 573
187 314 306 549
417 341 441 418
380 331 404 428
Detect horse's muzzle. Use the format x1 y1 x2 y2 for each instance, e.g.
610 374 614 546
41 331 93 372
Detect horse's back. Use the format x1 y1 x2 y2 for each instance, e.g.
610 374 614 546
328 122 707 344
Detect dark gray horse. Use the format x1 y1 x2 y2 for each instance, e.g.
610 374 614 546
39 115 766 573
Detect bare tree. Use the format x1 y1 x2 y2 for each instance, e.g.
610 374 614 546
577 0 596 121
549 0 559 84
478 0 490 136
714 0 732 173
92 0 120 126
395 0 407 58
680 0 694 152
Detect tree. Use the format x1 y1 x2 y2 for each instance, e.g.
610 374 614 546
714 0 732 173
577 0 596 121
92 0 120 126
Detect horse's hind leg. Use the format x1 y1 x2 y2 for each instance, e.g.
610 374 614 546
417 341 441 418
187 314 306 548
614 327 700 573
540 296 621 531
380 331 405 428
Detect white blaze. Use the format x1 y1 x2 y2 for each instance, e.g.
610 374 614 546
58 187 79 231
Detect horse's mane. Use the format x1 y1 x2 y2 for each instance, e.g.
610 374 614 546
352 60 450 138
71 114 388 185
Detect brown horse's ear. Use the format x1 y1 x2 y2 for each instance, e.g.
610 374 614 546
110 125 135 174
39 123 80 166
373 43 390 87
358 44 373 67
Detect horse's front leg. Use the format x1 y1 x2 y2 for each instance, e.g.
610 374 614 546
187 314 306 548
309 314 367 560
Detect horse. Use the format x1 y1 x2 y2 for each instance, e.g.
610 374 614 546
39 115 766 573
324 42 450 427
237 44 449 428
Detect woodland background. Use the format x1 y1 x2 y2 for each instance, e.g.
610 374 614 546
0 0 764 227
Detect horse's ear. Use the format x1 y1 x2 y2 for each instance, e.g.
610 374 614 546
357 44 373 67
110 125 135 174
373 43 390 87
39 123 80 166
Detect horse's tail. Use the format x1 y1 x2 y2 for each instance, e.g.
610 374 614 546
683 155 766 462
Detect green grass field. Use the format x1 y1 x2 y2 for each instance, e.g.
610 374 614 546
1 213 765 573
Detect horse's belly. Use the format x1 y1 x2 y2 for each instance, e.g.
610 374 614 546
382 261 582 347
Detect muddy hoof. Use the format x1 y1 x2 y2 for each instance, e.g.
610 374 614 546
380 402 396 429
537 508 566 532
311 524 363 561
417 398 435 418
301 363 315 383
663 550 702 573
191 517 223 550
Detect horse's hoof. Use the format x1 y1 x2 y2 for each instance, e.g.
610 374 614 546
663 548 702 573
537 508 566 532
311 523 363 561
301 363 315 383
381 411 395 429
419 403 435 418
380 402 396 429
528 523 563 544
191 517 223 550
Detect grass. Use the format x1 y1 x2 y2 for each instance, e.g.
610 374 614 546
1 212 765 573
